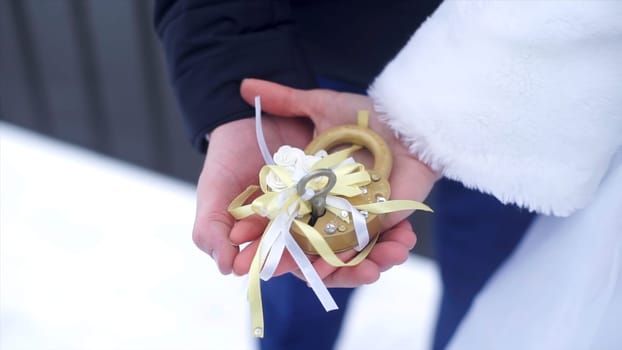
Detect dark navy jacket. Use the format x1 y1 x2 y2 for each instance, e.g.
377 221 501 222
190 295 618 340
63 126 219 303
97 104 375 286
155 0 440 152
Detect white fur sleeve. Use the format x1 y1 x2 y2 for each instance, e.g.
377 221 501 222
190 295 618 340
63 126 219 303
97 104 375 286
369 1 622 216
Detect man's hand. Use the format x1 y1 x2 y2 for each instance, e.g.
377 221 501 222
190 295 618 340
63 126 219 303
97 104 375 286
193 114 313 274
225 79 439 287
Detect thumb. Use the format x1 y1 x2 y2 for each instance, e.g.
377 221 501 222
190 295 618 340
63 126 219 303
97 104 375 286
240 78 318 118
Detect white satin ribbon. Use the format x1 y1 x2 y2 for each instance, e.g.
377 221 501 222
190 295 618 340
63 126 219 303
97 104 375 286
255 96 275 165
326 195 370 251
256 193 339 311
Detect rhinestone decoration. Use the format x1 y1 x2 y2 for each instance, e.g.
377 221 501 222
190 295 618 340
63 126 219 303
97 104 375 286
254 328 263 336
360 186 368 194
324 223 337 234
376 195 387 203
360 210 369 218
340 210 349 218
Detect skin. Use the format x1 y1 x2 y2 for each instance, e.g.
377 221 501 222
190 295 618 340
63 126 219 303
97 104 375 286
193 78 438 288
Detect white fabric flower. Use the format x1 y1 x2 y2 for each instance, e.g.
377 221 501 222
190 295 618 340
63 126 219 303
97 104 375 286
273 146 305 167
267 146 303 191
267 146 331 191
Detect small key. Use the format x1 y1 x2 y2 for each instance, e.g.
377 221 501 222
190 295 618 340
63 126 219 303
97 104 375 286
296 169 337 226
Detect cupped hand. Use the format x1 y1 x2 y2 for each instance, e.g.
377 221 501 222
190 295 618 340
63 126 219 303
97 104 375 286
193 114 313 274
229 79 438 287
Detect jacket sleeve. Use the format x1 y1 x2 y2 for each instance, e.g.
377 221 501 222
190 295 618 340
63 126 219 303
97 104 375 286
155 0 317 152
369 1 622 216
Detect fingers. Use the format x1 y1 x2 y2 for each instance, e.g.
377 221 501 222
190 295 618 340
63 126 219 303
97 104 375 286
368 221 417 271
304 249 358 281
229 215 268 245
194 161 244 275
193 210 239 275
240 79 354 127
240 79 311 117
193 160 243 275
321 260 381 288
241 79 396 148
295 220 416 287
376 219 417 250
232 240 259 276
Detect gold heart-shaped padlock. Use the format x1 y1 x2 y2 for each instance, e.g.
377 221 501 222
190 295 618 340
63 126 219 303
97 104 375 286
291 120 392 254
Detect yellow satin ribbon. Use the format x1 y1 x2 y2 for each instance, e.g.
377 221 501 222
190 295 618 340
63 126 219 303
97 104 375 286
228 114 432 338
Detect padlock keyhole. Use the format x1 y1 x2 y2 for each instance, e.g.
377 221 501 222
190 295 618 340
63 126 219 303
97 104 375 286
307 213 322 227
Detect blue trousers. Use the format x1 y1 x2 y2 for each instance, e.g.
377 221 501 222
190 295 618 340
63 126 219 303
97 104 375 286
258 78 536 349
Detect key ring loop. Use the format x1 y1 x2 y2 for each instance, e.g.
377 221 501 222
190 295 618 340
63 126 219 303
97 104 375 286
296 168 337 219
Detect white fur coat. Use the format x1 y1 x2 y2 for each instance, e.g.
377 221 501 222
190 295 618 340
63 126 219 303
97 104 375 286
370 1 622 217
369 1 622 349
